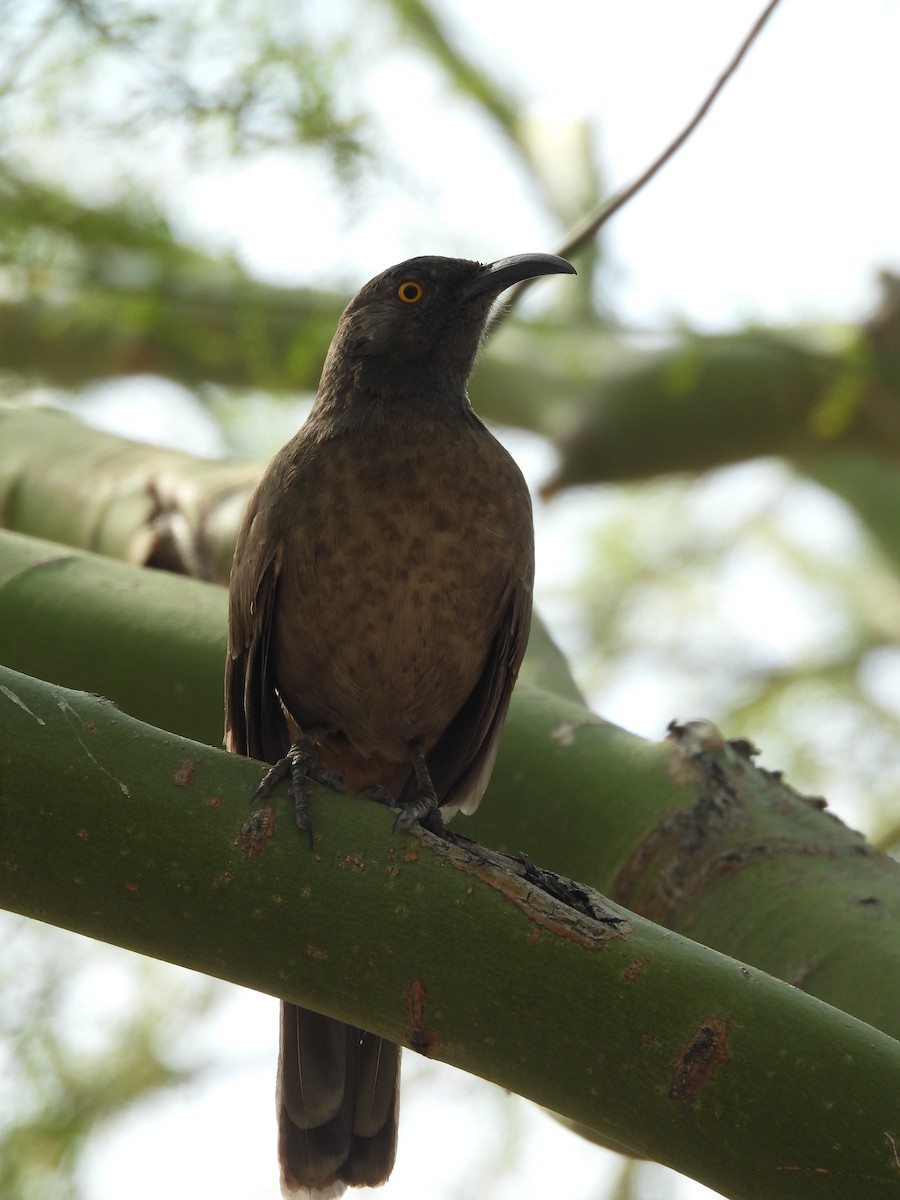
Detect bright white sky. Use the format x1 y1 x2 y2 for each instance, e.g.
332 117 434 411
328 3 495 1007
22 2 900 1198
175 0 900 330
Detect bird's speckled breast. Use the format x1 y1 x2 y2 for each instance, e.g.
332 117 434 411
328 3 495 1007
272 417 532 758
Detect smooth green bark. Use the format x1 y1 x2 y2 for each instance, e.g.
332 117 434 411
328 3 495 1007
3 665 900 1200
0 528 226 748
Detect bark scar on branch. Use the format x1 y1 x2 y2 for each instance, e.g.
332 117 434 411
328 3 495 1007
412 827 631 951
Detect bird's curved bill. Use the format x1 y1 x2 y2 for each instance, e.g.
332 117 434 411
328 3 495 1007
458 253 576 301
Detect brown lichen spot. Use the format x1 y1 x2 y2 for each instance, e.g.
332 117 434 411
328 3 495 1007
238 806 276 861
339 853 366 870
642 1034 657 1049
173 760 195 787
403 850 419 864
622 957 650 983
405 977 439 1055
214 868 234 887
77 828 89 840
307 944 329 961
125 881 138 893
85 721 96 734
669 1017 730 1103
207 794 222 809
527 926 541 945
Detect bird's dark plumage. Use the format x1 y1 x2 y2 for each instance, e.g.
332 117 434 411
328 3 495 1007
225 252 575 1196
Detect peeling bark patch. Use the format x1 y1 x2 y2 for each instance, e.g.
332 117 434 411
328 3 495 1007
666 719 726 774
238 806 276 861
405 977 439 1055
669 1017 729 1102
338 854 366 870
412 831 629 951
614 727 873 924
622 957 650 983
173 759 195 786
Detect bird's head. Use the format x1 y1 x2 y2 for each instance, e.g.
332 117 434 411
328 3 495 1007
315 253 575 416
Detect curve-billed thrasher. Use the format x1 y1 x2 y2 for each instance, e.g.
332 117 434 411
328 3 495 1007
225 252 575 1197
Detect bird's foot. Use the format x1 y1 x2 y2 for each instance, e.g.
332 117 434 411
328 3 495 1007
253 736 345 845
393 742 440 832
392 786 439 832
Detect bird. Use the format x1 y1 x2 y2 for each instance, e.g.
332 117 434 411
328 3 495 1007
225 251 576 1197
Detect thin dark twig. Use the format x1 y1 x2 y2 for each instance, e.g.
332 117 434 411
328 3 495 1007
490 0 784 330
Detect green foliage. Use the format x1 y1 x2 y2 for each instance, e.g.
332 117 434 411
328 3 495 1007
0 921 214 1200
0 0 367 169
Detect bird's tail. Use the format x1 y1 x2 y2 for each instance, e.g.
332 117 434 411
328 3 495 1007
277 1003 400 1198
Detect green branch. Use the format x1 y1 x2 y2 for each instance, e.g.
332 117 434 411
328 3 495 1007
3 664 900 1199
2 527 900 1049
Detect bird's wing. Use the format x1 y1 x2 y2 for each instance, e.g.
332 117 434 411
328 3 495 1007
423 570 533 817
224 493 290 764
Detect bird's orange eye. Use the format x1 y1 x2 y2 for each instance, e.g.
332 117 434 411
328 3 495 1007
397 280 424 304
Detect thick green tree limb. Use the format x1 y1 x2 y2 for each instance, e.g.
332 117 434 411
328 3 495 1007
0 528 226 748
2 664 900 1200
2 527 900 1047
0 405 259 583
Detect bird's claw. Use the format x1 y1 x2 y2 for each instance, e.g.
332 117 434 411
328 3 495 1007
392 784 440 833
253 737 345 846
